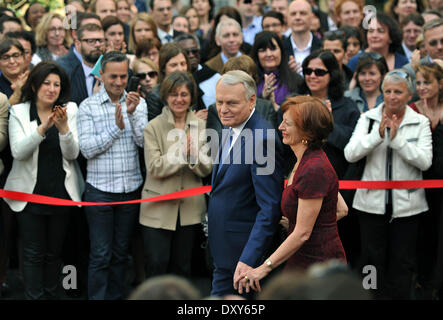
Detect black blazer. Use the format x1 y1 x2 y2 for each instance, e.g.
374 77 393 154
283 32 323 61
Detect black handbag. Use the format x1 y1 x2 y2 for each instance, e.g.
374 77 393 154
342 119 375 206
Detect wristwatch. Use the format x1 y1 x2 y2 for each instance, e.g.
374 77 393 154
265 258 273 270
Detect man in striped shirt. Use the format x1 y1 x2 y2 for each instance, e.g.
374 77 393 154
77 51 147 300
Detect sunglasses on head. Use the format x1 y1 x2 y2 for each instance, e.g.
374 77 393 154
135 71 158 79
359 52 383 61
303 68 329 77
390 70 410 80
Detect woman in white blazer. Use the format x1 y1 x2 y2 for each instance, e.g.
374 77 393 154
3 62 84 300
344 70 433 300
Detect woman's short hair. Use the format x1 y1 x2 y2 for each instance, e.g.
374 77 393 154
102 15 125 33
0 39 24 57
135 37 162 59
302 49 344 101
158 43 190 80
414 61 443 102
355 54 389 89
382 69 414 94
222 55 258 83
218 70 256 101
35 13 72 48
133 57 159 74
281 96 334 150
160 71 197 107
20 61 71 106
129 13 158 53
334 0 364 21
367 12 402 54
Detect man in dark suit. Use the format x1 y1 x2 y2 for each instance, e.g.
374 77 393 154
57 23 106 106
208 70 284 297
283 0 322 74
150 0 183 44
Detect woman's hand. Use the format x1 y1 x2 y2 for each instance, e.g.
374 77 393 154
239 264 270 293
411 49 421 70
37 111 55 136
379 112 389 138
262 73 277 99
194 109 208 121
348 72 357 91
52 106 69 135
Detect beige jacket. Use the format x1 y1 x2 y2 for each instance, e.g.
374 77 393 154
0 93 9 176
140 107 213 231
4 101 84 212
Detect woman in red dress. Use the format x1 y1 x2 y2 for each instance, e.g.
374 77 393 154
238 96 348 293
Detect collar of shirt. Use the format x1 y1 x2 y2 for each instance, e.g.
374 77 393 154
221 51 242 64
73 46 82 62
228 108 255 150
81 60 93 79
402 42 413 60
158 27 173 43
290 32 313 52
97 85 127 105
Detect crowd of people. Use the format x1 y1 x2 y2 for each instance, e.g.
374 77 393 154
0 0 442 301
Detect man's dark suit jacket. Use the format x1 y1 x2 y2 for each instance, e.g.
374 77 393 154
56 48 88 107
283 32 323 61
208 110 284 273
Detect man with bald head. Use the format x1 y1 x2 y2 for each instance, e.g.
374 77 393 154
283 0 322 74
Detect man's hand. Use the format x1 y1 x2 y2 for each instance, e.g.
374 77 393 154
126 91 140 114
233 261 253 294
115 103 125 129
194 109 208 121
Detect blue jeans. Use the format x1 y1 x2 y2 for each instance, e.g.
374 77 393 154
84 183 140 300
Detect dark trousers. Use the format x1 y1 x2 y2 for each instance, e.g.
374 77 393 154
0 200 20 285
84 183 140 300
17 209 70 300
142 218 196 278
358 210 420 299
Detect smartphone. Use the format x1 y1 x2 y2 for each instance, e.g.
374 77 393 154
127 76 140 92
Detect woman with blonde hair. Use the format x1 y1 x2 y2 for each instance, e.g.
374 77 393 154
132 57 159 97
32 13 71 65
128 13 159 53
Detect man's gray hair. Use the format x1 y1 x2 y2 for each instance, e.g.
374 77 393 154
101 51 129 72
382 69 414 94
218 70 256 100
423 18 443 38
215 17 242 39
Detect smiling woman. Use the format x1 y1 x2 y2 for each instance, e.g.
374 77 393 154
32 13 71 65
3 61 83 300
140 70 212 281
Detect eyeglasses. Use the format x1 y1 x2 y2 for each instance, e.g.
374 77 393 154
428 38 443 47
359 52 384 62
184 48 199 56
81 38 105 45
303 68 329 77
135 71 158 79
1 52 23 62
243 0 252 3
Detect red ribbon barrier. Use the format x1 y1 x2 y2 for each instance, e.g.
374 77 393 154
1 180 443 206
